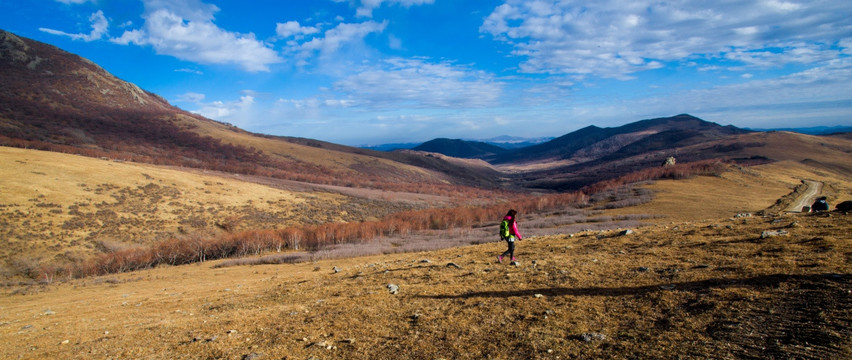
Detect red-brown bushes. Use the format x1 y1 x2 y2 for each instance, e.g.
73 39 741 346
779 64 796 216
24 160 724 281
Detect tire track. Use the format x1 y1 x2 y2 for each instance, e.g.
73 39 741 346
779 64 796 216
787 180 823 212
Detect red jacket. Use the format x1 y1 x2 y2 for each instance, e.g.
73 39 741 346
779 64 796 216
504 215 522 240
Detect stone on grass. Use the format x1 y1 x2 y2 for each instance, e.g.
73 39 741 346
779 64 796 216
761 230 789 239
332 266 341 273
619 229 634 236
579 332 607 342
241 353 262 360
387 284 399 294
446 262 461 269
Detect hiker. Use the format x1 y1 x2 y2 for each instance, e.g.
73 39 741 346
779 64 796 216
497 209 522 263
811 196 829 212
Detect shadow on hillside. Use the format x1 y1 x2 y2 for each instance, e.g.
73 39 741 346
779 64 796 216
418 273 849 299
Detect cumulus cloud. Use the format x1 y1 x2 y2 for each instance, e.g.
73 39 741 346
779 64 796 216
111 0 282 72
276 21 319 38
39 10 108 41
481 0 852 79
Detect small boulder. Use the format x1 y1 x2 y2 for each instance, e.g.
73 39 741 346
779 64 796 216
578 332 607 342
387 284 399 294
761 230 789 239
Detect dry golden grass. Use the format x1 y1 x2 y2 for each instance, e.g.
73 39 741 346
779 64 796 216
1 211 849 359
607 160 852 223
0 147 366 270
1 159 850 359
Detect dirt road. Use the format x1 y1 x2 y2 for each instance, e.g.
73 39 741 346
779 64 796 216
787 180 822 212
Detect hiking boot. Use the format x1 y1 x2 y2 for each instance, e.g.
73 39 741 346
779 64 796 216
497 256 502 263
511 257 516 262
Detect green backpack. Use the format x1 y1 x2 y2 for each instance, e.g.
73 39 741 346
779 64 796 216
499 219 510 239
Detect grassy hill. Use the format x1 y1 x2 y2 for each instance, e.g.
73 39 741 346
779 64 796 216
0 30 500 192
1 168 849 358
2 29 852 359
0 147 438 279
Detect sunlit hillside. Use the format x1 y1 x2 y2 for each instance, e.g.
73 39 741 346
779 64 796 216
0 146 433 279
1 164 849 358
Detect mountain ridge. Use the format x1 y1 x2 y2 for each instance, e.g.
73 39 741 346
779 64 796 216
0 29 504 191
2 29 851 194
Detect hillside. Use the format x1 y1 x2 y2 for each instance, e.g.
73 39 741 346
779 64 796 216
0 146 440 273
0 29 499 191
2 204 849 359
513 128 852 191
2 28 851 359
489 114 752 165
412 138 508 159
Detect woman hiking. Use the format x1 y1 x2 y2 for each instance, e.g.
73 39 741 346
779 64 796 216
497 209 522 263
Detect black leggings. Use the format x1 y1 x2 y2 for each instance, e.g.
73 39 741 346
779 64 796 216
501 240 515 258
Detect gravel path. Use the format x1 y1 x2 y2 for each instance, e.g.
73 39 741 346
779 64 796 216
787 180 822 212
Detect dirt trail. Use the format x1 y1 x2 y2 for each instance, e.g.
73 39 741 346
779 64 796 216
787 180 822 212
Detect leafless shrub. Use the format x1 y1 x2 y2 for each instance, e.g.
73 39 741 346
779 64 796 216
9 256 41 279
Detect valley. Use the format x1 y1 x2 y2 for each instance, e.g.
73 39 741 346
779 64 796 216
0 29 850 359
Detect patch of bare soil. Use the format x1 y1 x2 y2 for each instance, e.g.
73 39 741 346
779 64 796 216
1 212 849 359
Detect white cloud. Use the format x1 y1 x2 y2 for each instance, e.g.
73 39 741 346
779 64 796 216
177 92 205 102
353 0 435 18
142 0 219 22
625 58 852 127
333 58 503 109
111 0 282 72
39 10 108 42
189 94 257 127
288 21 387 62
174 68 203 75
481 0 852 78
276 21 319 38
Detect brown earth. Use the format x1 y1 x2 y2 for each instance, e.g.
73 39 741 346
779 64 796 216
0 212 848 359
1 160 850 359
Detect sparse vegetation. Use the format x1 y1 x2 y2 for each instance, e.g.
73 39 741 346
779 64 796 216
2 211 849 359
2 30 852 359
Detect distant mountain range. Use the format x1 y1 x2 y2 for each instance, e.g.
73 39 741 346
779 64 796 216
360 136 553 152
748 126 852 135
2 29 850 192
401 114 752 164
365 126 850 155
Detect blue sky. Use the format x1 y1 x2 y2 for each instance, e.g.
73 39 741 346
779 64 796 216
1 0 850 145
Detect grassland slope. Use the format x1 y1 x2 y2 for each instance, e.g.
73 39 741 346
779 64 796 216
0 29 499 191
0 147 426 278
1 211 848 359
